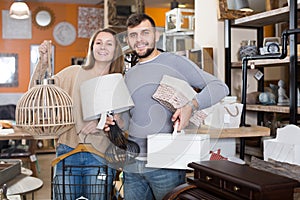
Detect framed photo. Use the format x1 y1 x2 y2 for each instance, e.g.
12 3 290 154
106 0 144 27
30 44 55 77
0 53 18 87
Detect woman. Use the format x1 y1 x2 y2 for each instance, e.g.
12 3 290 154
30 28 124 200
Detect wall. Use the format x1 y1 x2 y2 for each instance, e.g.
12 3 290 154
0 1 101 93
145 7 169 28
0 1 168 95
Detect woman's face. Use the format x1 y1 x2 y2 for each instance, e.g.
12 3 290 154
93 31 116 63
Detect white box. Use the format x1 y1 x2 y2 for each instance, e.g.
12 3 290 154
146 133 210 169
264 124 300 165
210 138 236 157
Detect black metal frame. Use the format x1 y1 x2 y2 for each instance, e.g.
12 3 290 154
224 0 299 159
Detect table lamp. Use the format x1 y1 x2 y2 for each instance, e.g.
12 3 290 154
15 42 75 139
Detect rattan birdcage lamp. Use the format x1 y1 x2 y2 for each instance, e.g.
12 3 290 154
15 41 75 139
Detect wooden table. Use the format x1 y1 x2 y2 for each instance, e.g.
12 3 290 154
185 125 270 160
6 173 43 200
0 128 37 176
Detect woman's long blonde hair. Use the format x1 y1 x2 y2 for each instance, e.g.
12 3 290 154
82 28 124 74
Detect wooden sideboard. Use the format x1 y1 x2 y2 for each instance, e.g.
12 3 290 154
164 160 300 200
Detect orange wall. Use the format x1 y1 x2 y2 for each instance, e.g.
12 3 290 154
0 1 167 93
0 1 100 93
145 7 170 28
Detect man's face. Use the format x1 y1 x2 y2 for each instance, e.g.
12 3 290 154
127 20 156 59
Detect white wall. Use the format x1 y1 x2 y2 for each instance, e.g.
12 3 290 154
195 0 260 125
195 0 258 81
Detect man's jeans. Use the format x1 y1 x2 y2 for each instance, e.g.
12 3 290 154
123 159 186 200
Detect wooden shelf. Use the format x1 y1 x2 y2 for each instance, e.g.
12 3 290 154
246 104 300 113
231 57 292 68
232 6 300 27
185 125 270 138
36 148 56 154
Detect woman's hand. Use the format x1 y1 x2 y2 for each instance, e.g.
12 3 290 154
79 120 99 135
38 40 51 72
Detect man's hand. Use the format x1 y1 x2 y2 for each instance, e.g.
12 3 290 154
171 99 198 131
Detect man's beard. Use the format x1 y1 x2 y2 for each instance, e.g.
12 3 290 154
134 47 155 59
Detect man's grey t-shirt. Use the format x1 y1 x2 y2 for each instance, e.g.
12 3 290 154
124 52 229 157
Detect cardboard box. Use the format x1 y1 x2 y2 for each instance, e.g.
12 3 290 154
0 159 21 186
146 133 210 169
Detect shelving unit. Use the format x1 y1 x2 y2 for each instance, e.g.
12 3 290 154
224 1 299 158
225 3 299 123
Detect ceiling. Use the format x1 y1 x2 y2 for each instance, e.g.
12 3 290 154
25 0 194 9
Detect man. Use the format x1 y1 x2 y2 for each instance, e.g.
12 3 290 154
107 13 229 200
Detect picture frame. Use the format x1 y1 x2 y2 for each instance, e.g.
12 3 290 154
0 53 18 87
106 0 144 28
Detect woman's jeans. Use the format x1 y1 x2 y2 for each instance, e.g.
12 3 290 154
123 159 186 200
52 144 116 200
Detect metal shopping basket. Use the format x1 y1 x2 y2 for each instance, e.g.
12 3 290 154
51 143 114 200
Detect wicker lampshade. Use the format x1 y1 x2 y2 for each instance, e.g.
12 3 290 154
16 41 74 138
16 79 75 139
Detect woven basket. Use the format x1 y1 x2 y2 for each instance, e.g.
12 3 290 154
153 83 207 127
16 81 75 139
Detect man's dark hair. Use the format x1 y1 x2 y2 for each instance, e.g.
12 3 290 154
126 13 156 28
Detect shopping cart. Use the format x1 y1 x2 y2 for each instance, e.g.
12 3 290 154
51 143 114 200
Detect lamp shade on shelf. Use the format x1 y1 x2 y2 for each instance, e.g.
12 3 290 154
15 80 75 139
235 0 253 12
80 73 134 129
9 0 30 19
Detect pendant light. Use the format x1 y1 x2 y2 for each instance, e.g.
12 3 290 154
16 41 75 139
9 0 30 19
235 0 253 12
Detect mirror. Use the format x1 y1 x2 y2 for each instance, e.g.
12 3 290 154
33 7 55 29
0 54 18 87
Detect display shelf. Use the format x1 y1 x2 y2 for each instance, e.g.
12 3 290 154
225 1 300 159
232 6 300 27
231 57 292 67
246 104 300 113
36 148 56 154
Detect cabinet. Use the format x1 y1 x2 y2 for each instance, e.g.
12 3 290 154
224 2 299 158
164 160 300 200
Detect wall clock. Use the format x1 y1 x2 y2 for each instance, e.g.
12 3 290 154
53 22 76 46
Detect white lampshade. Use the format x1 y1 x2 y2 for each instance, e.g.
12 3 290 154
80 73 134 129
235 0 253 12
9 1 30 19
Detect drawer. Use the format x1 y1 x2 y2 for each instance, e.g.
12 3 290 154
223 180 253 199
199 171 221 189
